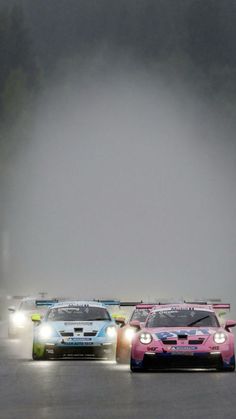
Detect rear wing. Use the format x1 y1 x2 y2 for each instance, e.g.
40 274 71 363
120 301 143 307
136 304 156 309
95 300 120 306
96 300 143 307
184 300 230 310
212 304 230 310
35 299 58 307
212 304 230 319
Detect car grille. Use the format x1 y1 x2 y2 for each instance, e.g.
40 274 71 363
143 353 223 370
45 345 112 358
188 338 205 345
161 340 177 345
60 332 74 337
161 338 205 345
59 331 97 337
84 332 97 337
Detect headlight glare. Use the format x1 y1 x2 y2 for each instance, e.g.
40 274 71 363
12 312 27 327
214 332 226 344
124 328 136 342
39 325 53 340
140 332 152 344
106 326 117 338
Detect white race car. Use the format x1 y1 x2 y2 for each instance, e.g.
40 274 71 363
32 300 117 360
8 297 58 338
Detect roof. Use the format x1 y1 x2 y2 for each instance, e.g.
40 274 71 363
48 300 107 309
136 304 156 309
150 303 216 312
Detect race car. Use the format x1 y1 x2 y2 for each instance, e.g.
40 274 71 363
130 302 236 372
116 304 156 363
96 300 136 323
8 297 58 338
32 300 117 360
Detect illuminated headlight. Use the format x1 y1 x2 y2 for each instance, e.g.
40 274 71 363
214 332 227 344
140 332 152 345
39 325 53 340
106 326 117 338
124 328 136 342
12 312 27 328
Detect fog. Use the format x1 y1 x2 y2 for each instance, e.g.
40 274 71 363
2 60 236 305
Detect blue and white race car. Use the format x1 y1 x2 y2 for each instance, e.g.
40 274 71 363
32 301 117 360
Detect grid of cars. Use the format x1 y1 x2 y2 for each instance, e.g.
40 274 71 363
6 297 236 371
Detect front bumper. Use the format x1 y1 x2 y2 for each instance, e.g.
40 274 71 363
45 342 115 358
141 352 224 370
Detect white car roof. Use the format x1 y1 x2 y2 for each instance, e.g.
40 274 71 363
49 300 106 309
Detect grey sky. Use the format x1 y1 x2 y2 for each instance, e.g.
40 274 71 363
3 67 236 307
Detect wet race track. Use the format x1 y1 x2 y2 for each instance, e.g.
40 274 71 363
0 327 236 419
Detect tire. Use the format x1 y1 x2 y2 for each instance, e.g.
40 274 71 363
32 347 47 361
219 365 235 372
130 358 144 372
219 355 235 372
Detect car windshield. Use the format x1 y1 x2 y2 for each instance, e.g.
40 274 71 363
146 309 219 328
130 309 150 322
47 306 111 321
19 300 36 311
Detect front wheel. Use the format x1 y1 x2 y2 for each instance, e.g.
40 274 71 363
219 365 235 372
218 356 235 372
130 358 144 372
32 343 47 360
32 350 48 360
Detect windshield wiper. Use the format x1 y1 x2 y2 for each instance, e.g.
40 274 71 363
187 315 210 327
91 318 109 321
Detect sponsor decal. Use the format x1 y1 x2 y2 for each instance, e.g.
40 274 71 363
63 337 92 342
171 346 197 351
156 329 212 339
64 322 93 326
62 341 94 346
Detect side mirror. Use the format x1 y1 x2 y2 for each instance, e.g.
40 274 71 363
31 313 41 323
225 320 236 332
114 317 126 327
129 320 141 330
8 306 16 313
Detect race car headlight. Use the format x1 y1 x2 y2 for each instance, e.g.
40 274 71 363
106 326 117 338
124 328 136 342
39 325 53 340
12 312 27 328
213 332 227 344
139 332 152 345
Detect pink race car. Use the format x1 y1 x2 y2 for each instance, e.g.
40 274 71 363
130 303 236 372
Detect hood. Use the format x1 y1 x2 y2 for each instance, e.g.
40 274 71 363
145 326 222 340
46 320 113 337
